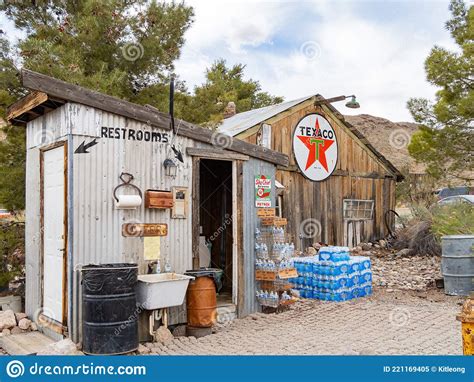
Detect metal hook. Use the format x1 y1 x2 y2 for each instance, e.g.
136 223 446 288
119 172 134 184
113 172 142 202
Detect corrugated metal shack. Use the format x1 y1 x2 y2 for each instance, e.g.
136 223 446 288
7 70 288 343
219 95 403 249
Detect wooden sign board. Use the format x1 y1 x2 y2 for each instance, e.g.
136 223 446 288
278 268 298 279
255 270 277 281
122 223 168 237
257 208 275 217
260 217 288 226
274 217 287 226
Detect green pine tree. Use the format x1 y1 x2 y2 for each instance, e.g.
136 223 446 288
407 0 473 182
0 0 194 211
0 2 282 212
184 59 283 126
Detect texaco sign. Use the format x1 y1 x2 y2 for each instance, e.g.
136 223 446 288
292 113 338 181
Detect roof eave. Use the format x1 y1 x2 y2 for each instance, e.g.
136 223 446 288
7 69 288 167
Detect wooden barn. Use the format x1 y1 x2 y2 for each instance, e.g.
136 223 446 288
218 95 403 249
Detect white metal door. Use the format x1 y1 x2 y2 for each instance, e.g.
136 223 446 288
42 145 66 324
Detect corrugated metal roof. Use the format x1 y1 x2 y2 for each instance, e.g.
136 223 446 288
218 95 313 137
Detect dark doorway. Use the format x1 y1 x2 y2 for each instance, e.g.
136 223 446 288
199 159 233 295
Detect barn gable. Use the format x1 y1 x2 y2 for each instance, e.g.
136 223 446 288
219 95 403 181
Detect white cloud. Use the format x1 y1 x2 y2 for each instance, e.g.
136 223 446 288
176 0 457 121
1 0 458 121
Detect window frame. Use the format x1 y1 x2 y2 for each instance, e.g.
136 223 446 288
343 199 374 221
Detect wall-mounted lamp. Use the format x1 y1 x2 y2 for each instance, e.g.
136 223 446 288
163 158 177 177
344 95 360 109
314 94 360 109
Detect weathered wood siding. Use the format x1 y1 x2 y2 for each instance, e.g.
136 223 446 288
239 101 397 247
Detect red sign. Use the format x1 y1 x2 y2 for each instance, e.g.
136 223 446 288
293 113 338 181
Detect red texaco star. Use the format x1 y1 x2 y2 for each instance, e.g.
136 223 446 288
297 119 334 172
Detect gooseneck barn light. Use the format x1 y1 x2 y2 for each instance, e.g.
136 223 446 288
345 95 360 109
314 94 360 109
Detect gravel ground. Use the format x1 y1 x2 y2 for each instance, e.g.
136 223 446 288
143 252 465 356
144 290 463 355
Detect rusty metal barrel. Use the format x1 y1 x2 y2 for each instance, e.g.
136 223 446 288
185 271 217 328
441 235 474 296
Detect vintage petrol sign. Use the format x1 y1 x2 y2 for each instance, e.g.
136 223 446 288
292 113 338 181
255 175 272 208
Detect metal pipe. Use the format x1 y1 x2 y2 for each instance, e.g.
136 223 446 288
67 132 75 342
314 95 355 106
169 75 175 134
149 309 163 337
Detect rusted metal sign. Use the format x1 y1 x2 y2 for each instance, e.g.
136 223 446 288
122 223 168 237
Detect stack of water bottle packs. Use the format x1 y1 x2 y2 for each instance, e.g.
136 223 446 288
291 246 372 302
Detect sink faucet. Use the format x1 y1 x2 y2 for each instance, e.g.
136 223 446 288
147 260 161 274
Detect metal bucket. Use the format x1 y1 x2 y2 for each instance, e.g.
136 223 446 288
441 235 474 296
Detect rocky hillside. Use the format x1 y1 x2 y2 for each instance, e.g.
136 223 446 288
345 114 421 172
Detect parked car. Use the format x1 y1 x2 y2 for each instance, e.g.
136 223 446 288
438 195 474 206
0 209 12 220
434 186 474 200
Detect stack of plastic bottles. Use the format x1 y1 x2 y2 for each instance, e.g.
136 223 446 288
255 290 292 308
290 246 372 302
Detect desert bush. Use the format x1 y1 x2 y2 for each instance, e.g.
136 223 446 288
0 221 25 289
392 218 441 256
392 201 473 256
431 203 474 239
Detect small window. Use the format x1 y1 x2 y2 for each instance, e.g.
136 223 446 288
343 199 374 220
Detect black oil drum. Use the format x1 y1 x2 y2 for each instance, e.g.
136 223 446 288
81 263 138 355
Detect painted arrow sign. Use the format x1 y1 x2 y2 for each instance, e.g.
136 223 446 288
74 139 99 154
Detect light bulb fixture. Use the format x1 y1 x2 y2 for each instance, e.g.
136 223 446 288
163 158 177 177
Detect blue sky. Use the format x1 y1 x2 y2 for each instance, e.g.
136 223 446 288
1 0 457 121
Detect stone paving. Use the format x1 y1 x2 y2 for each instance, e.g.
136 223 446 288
145 289 463 355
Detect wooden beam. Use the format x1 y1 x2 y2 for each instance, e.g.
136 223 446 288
186 147 249 161
7 91 48 122
277 165 395 180
191 157 200 270
20 69 289 167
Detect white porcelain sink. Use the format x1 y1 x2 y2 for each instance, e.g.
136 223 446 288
136 273 194 310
